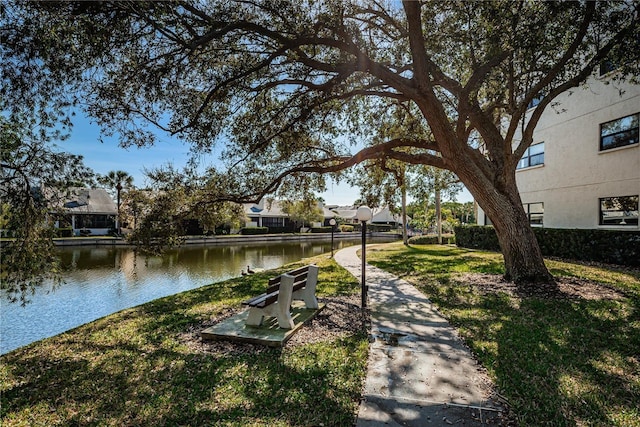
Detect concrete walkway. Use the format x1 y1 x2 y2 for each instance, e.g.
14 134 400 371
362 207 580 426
333 245 508 426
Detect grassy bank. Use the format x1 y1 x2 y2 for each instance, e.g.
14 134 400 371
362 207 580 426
368 243 640 426
1 255 368 426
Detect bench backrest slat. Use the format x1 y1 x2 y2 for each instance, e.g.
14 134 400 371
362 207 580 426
267 265 311 288
266 282 280 294
268 266 309 286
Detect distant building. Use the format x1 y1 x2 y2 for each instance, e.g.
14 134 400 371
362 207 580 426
243 199 336 231
53 188 117 236
477 71 639 230
329 205 407 227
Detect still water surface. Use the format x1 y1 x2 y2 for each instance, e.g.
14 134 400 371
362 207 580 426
1 238 368 354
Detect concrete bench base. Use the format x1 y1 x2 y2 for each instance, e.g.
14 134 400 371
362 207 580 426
201 301 327 347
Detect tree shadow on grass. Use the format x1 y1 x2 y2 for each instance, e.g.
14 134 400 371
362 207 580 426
367 245 640 425
495 297 640 425
2 311 366 426
1 257 367 426
371 244 505 278
415 279 640 426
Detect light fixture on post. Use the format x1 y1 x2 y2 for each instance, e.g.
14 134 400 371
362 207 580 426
356 205 372 308
329 218 337 258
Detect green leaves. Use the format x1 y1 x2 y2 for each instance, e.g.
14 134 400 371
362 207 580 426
3 0 638 284
0 113 95 304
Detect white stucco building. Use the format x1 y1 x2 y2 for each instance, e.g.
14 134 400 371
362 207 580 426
478 71 639 230
244 199 336 230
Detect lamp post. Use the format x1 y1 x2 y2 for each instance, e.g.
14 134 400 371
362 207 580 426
329 218 337 258
356 205 372 308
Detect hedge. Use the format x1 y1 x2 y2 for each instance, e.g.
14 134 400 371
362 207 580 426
56 227 73 238
263 226 290 234
339 225 355 232
453 226 500 251
240 227 269 235
369 224 393 232
454 225 640 267
408 234 456 245
310 226 334 233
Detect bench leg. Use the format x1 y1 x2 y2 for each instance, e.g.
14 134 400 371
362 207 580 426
246 308 264 326
302 265 319 309
276 274 295 329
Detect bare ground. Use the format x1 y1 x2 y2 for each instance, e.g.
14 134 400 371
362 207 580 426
454 273 627 301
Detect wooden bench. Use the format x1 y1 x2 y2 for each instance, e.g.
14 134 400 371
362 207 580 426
242 265 319 329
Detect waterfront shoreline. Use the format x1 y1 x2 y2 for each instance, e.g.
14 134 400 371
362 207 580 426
47 232 401 247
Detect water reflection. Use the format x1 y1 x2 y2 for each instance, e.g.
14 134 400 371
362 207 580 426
1 239 367 354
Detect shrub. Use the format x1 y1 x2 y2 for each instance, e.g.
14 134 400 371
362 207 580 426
339 225 354 232
264 226 289 234
369 224 392 232
454 226 500 251
310 226 333 233
408 234 455 245
240 227 269 235
55 227 74 238
534 228 640 267
454 225 640 267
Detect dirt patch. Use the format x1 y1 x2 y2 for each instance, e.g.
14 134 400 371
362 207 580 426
455 273 627 301
179 295 368 355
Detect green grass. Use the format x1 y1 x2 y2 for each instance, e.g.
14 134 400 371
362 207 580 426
368 242 640 427
1 255 367 426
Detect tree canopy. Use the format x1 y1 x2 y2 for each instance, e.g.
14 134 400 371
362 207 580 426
2 0 638 284
0 112 94 303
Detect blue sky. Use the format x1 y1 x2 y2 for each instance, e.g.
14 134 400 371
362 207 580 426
62 119 190 188
61 114 472 205
61 114 365 205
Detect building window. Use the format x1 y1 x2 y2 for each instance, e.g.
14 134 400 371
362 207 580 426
523 202 544 226
261 217 284 228
75 214 115 229
599 196 639 226
600 113 639 151
599 59 618 76
517 142 544 169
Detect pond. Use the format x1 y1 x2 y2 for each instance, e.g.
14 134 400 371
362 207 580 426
1 238 382 354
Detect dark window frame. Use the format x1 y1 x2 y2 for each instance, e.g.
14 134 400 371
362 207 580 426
75 214 115 229
517 142 545 170
523 202 544 226
261 217 285 228
599 59 618 76
600 113 639 151
599 195 639 226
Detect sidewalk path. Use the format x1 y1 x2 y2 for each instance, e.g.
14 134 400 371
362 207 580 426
333 245 507 426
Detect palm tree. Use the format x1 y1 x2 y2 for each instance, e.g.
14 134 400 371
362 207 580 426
97 170 133 235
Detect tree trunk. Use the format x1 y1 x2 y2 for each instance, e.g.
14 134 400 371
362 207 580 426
435 188 442 244
492 209 553 284
116 188 121 235
402 184 408 245
466 173 554 285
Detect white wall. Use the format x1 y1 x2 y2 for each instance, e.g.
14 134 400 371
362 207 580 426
478 74 639 230
515 75 639 229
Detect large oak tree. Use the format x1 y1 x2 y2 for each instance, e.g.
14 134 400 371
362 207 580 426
2 0 639 285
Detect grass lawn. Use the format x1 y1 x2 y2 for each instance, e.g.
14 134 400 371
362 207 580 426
367 242 640 427
1 255 368 426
